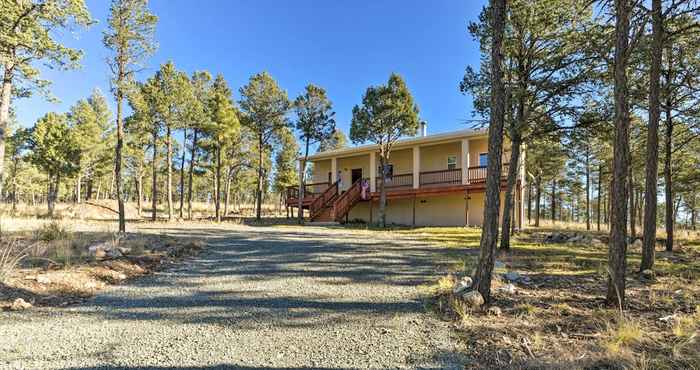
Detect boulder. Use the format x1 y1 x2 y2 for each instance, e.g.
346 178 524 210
487 306 502 317
452 277 473 295
590 238 604 247
503 271 522 283
545 232 568 244
9 298 32 311
640 269 655 280
498 283 517 294
88 244 107 259
632 239 643 248
117 247 132 255
461 290 484 308
106 248 123 259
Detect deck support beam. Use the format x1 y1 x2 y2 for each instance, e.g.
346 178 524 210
369 152 376 192
331 157 338 184
412 146 420 189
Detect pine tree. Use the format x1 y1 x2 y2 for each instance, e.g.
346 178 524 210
104 0 157 231
239 72 291 221
350 73 420 228
0 0 92 198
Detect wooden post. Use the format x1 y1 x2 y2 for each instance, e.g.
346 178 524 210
412 195 416 227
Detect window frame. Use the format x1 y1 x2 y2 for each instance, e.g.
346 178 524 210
447 155 457 170
478 153 488 167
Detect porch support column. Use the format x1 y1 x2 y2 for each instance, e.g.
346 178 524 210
369 152 376 192
412 146 420 189
461 138 470 184
331 157 338 183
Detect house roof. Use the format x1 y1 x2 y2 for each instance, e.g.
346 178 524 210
306 127 488 161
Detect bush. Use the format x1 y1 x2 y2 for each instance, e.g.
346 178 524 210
0 238 28 283
35 221 72 242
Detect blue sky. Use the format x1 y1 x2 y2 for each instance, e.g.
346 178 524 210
14 0 486 139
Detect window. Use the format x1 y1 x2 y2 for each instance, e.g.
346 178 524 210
447 155 457 170
479 153 488 167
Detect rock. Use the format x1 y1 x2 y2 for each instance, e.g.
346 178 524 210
632 239 643 248
498 283 516 294
590 238 604 246
117 247 132 255
545 232 568 244
9 298 32 311
659 314 677 323
88 244 107 259
503 271 521 283
115 272 127 281
487 306 502 317
36 275 51 285
461 290 484 308
640 269 655 279
106 248 123 259
452 277 473 295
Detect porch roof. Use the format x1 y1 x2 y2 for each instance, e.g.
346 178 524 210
305 127 488 162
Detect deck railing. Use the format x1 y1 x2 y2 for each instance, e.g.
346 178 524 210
467 163 509 183
376 173 413 189
286 182 330 200
419 168 462 186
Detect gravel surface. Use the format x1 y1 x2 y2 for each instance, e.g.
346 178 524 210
1 224 467 369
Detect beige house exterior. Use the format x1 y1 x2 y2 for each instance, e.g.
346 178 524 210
286 127 525 227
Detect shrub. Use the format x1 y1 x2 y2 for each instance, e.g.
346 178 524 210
35 221 72 242
0 238 28 283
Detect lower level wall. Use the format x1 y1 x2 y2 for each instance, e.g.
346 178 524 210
347 191 517 227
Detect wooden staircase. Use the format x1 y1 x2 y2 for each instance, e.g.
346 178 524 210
309 180 339 222
310 179 365 223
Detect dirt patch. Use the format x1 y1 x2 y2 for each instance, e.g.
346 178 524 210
0 229 207 310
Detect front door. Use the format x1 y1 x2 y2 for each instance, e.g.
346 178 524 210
351 168 363 185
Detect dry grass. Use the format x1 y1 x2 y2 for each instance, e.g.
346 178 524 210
0 216 209 309
414 224 700 369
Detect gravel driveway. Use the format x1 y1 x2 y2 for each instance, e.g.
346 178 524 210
1 224 467 369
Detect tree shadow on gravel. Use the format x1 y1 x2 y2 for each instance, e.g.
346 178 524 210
61 366 344 370
57 226 460 329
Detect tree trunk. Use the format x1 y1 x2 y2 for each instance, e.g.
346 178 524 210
472 0 506 305
137 174 143 216
527 182 532 225
298 138 310 224
166 125 173 220
152 129 158 221
224 167 233 217
500 132 521 250
114 82 126 231
629 167 635 238
597 164 602 232
551 179 557 224
585 152 591 230
0 63 14 198
379 155 388 228
215 147 221 222
663 97 673 252
187 129 198 220
256 134 263 221
535 177 541 227
607 0 631 308
76 173 82 204
179 128 187 219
